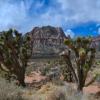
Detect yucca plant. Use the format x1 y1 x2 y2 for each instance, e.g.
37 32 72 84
0 29 31 87
63 37 96 91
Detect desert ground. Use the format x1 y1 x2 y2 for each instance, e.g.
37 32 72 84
22 56 100 100
0 55 100 100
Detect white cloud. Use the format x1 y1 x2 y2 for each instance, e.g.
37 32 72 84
0 0 27 32
65 29 75 38
38 0 100 31
98 28 100 34
40 8 64 26
57 0 100 25
0 0 48 33
0 0 100 34
57 0 69 10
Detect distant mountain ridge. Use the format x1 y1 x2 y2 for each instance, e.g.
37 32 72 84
27 26 67 57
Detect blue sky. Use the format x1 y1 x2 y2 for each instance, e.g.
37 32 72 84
0 0 100 37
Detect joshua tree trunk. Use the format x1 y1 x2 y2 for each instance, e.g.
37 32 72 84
77 65 84 91
17 68 26 87
77 84 83 92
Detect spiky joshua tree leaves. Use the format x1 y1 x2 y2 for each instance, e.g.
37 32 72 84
63 37 96 91
0 29 31 87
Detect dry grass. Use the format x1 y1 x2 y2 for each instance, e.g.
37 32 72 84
0 78 23 100
22 82 98 100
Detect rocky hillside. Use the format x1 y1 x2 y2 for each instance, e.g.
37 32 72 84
27 26 67 57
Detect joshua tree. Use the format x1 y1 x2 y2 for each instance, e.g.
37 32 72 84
0 29 31 87
60 51 73 82
63 37 96 91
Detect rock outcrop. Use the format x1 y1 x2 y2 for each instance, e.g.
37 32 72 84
27 26 67 57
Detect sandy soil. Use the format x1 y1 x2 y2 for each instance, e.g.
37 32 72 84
25 71 100 94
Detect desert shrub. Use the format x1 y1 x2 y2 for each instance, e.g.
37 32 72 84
0 69 17 82
96 75 100 83
41 66 50 76
96 61 100 65
0 69 8 79
93 68 100 83
47 61 51 64
40 60 58 76
0 78 23 100
26 62 38 75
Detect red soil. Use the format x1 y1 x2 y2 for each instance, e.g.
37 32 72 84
25 71 100 94
25 71 46 84
83 84 100 94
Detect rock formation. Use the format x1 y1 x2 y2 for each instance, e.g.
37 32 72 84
27 26 67 57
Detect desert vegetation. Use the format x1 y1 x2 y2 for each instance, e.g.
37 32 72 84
63 37 97 91
0 29 31 86
0 29 100 100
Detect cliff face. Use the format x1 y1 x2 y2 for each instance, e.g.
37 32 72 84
92 35 100 50
27 26 67 57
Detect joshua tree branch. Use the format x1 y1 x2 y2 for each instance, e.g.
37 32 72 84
66 56 78 83
85 75 97 87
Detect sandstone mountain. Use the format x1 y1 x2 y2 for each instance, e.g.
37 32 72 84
27 26 67 57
